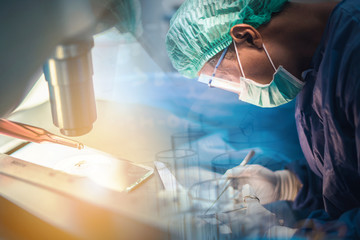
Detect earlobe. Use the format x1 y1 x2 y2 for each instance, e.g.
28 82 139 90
230 24 263 49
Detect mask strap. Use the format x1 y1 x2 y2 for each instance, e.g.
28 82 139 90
262 44 277 72
208 46 229 86
233 40 246 78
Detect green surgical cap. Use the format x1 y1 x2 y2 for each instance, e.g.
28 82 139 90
166 0 288 78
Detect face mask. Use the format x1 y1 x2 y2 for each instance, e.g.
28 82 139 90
198 41 305 108
234 40 305 107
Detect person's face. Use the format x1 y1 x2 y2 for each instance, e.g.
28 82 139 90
198 24 279 85
199 43 276 85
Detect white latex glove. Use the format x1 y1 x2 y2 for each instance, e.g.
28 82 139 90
224 164 302 204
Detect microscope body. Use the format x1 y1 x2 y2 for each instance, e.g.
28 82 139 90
0 0 129 136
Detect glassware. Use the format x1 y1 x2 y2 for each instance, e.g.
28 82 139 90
188 177 249 216
155 149 198 189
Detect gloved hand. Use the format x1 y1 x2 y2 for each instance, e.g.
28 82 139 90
224 164 302 204
190 186 297 239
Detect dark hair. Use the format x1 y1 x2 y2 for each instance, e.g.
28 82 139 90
208 44 236 67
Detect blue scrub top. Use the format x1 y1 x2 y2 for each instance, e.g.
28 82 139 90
289 0 360 237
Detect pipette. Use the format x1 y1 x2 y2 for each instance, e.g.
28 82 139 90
0 118 84 150
204 149 255 214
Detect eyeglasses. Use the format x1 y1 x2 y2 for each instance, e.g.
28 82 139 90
197 46 244 95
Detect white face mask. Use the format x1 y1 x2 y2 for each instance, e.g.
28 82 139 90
198 41 305 108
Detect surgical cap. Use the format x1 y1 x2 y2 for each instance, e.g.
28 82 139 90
166 0 288 78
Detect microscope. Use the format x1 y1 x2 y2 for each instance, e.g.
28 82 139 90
43 35 97 136
0 0 140 137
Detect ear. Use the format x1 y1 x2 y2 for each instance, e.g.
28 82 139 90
230 24 263 49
